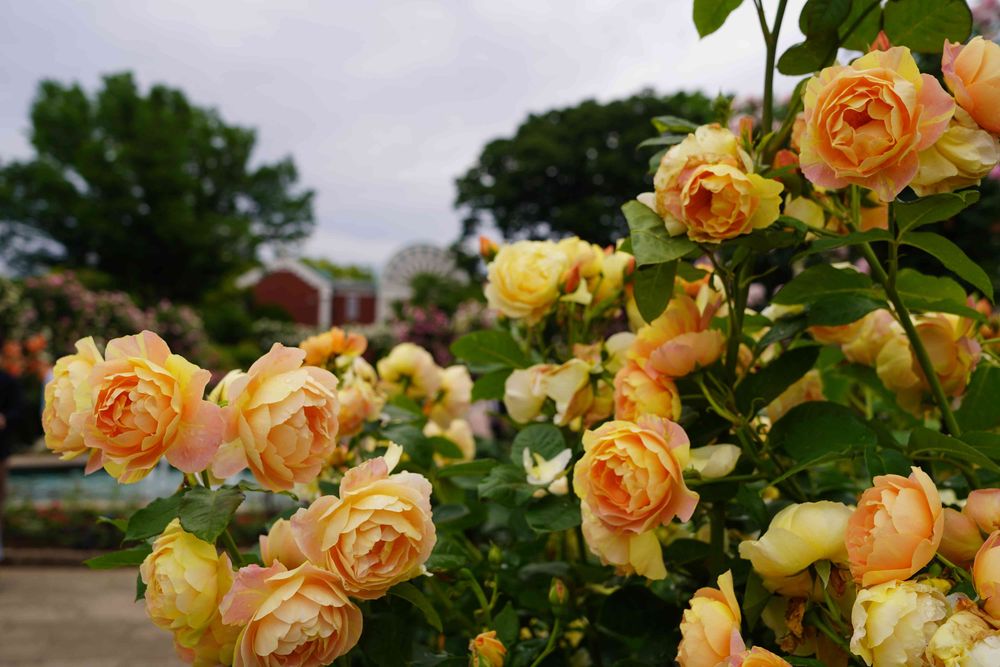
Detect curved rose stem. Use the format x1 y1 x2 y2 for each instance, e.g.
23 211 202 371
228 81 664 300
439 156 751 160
847 187 963 436
221 529 243 568
528 618 562 667
460 568 493 625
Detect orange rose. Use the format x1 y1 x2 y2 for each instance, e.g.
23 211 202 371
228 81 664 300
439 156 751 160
258 518 307 569
940 507 984 567
212 344 339 492
800 47 955 201
574 416 698 534
579 505 666 579
628 293 724 379
298 327 367 368
612 361 682 422
974 531 1000 619
965 489 1000 534
220 562 361 667
942 37 1000 135
846 466 943 587
727 647 791 667
83 331 225 483
469 630 506 667
678 571 745 667
42 337 103 462
291 445 436 599
765 369 824 423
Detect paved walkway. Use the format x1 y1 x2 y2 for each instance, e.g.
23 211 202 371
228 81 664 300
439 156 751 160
0 566 179 667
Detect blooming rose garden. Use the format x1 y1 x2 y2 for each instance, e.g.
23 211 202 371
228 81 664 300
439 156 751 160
36 1 1000 666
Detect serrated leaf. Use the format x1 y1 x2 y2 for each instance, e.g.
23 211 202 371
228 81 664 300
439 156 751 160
773 264 873 305
956 365 1000 433
478 464 534 505
895 190 980 235
770 401 876 460
736 346 820 413
178 486 245 543
471 368 512 401
389 582 443 632
633 260 677 322
511 423 567 468
125 494 183 542
895 268 982 319
84 544 152 569
883 0 972 53
525 495 581 533
901 231 993 301
693 0 744 37
623 200 697 266
450 330 529 369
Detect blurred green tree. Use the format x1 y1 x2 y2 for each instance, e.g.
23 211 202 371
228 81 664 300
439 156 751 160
454 89 716 246
0 72 314 302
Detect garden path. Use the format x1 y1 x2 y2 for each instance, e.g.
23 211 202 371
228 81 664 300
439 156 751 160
0 566 178 666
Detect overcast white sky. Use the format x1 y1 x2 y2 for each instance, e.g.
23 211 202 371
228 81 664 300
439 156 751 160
0 0 808 271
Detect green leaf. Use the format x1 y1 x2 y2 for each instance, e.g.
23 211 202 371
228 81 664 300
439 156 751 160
662 538 712 565
840 0 883 51
525 495 582 533
800 0 852 35
427 436 464 460
478 464 534 505
778 33 839 75
962 431 1000 461
389 582 443 633
650 115 700 134
770 401 877 460
757 315 808 350
743 570 771 631
623 200 697 266
736 485 770 531
383 423 433 468
693 0 744 37
494 603 520 647
637 134 687 149
178 486 245 543
895 268 982 319
84 544 152 569
864 443 914 478
806 293 886 326
736 346 820 413
772 264 873 305
436 459 498 479
956 365 1000 433
511 423 568 468
909 427 1000 475
125 494 183 542
883 0 972 53
135 572 147 601
633 260 677 322
96 516 128 533
472 368 512 402
800 228 893 256
425 537 469 571
895 190 980 235
451 330 529 369
901 231 993 301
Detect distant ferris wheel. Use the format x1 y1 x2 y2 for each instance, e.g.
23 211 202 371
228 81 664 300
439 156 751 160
378 244 463 320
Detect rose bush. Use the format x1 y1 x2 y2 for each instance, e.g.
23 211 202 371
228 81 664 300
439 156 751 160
43 2 1000 665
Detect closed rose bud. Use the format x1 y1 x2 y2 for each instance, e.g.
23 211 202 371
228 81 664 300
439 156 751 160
549 578 569 613
479 235 499 261
940 507 985 567
850 579 948 667
846 466 943 587
974 531 1000 619
965 489 1000 534
469 631 506 667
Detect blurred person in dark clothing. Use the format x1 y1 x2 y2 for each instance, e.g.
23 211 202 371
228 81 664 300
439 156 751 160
0 366 24 561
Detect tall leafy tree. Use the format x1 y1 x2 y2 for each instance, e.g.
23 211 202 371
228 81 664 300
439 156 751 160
454 90 715 246
0 72 314 301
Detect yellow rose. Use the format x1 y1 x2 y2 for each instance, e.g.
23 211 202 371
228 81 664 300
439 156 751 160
927 608 1000 667
42 337 103 462
784 196 826 230
800 47 955 201
580 504 666 579
558 236 605 305
593 250 634 303
258 518 307 568
943 36 1000 135
140 520 238 663
678 571 745 667
83 331 225 483
739 501 853 591
628 293 725 379
377 342 442 401
212 343 339 492
940 507 985 567
484 240 569 323
426 364 472 427
469 630 507 667
841 310 897 367
503 360 595 427
612 361 682 421
291 445 436 599
337 375 383 439
687 444 741 480
850 579 948 667
911 108 1000 196
220 561 361 667
425 418 476 465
